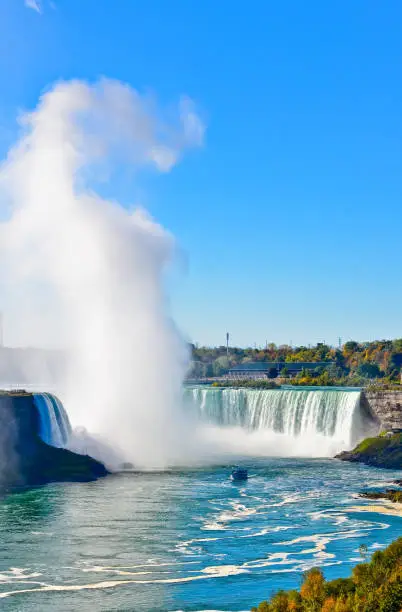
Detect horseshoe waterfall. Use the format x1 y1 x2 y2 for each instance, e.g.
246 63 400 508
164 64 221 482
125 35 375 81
184 387 379 455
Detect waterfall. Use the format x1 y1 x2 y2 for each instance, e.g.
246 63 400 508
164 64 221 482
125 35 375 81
33 393 72 448
184 386 377 452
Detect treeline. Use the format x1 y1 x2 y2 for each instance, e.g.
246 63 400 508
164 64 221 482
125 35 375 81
251 536 402 612
188 339 402 384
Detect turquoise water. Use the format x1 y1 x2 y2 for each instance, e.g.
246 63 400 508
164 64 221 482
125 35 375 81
0 459 401 611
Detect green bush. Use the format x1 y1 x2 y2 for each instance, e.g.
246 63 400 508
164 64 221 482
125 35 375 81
251 537 402 612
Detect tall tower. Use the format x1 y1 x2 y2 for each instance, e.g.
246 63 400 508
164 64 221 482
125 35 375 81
226 332 229 358
0 313 3 347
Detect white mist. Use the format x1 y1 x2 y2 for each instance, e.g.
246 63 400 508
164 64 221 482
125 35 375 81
0 79 204 468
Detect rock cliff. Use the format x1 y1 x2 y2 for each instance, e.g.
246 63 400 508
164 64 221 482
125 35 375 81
0 392 108 486
361 391 402 431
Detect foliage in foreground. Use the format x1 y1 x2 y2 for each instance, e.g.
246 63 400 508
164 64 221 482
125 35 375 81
251 536 402 612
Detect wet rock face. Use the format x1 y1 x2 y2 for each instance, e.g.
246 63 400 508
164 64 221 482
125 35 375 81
0 393 108 486
361 391 402 431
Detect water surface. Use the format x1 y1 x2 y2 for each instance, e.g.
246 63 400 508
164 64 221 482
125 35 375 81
0 459 401 611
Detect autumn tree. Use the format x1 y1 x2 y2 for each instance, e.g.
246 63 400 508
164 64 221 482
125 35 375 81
300 568 326 611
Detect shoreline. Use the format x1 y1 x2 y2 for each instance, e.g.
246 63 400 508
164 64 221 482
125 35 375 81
347 501 402 517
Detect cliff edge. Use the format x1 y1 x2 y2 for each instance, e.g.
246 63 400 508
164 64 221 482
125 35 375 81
0 392 108 486
336 432 402 469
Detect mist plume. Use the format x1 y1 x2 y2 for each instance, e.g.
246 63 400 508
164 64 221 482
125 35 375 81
0 79 204 468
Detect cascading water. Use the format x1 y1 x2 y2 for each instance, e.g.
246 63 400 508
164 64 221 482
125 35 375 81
33 393 72 448
184 386 379 455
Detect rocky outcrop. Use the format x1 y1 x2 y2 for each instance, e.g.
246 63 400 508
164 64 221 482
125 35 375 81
336 433 402 469
361 391 402 431
359 489 402 503
0 392 108 486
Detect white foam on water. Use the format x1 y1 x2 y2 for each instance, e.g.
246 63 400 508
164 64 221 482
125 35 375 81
0 563 250 600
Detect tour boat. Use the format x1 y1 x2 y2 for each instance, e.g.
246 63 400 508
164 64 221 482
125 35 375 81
231 467 248 481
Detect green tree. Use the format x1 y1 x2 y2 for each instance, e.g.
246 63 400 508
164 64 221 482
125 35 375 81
344 341 360 353
356 362 381 378
251 602 270 612
326 364 345 379
379 578 402 612
325 577 354 598
359 543 368 561
212 356 230 376
300 568 326 611
188 360 207 378
269 590 291 612
313 366 325 377
392 338 402 352
388 352 402 373
205 363 214 377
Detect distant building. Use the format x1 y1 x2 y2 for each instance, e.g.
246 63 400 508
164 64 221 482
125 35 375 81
227 361 336 379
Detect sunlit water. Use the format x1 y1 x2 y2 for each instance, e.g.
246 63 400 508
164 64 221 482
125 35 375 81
0 460 401 611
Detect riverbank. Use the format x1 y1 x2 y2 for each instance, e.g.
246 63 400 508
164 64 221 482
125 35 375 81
348 502 402 517
251 536 402 611
336 432 402 469
346 483 402 517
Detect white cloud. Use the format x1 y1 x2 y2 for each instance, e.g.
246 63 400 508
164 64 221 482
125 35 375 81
25 0 42 13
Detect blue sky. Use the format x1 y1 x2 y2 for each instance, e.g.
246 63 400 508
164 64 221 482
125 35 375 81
1 1 402 347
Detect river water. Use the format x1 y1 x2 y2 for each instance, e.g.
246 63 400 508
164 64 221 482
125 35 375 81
0 459 401 611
